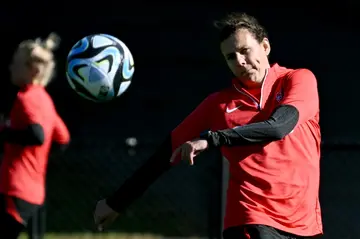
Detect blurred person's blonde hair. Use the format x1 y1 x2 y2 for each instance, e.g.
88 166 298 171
17 32 60 86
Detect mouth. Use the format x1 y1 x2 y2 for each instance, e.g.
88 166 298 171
240 69 255 77
237 65 256 73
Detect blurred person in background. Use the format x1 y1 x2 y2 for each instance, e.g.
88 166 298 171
94 12 322 239
0 33 70 239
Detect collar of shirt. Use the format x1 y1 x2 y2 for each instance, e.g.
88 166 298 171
231 63 281 110
20 83 44 92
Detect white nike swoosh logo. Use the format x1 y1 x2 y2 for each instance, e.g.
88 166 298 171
226 105 242 113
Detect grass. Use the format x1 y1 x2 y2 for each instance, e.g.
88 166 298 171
19 233 206 239
19 232 163 239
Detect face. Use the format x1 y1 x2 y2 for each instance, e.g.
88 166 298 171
9 49 37 86
220 29 271 88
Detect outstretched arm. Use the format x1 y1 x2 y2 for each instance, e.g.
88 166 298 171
105 93 217 213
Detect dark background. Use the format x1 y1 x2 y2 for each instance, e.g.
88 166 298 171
1 2 360 239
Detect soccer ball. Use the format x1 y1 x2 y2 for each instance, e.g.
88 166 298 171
66 34 135 102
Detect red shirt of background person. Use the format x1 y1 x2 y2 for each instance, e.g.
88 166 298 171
0 34 70 228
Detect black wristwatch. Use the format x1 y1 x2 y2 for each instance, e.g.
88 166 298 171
200 130 221 148
199 130 211 141
200 130 218 148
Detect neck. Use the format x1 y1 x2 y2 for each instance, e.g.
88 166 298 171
18 81 44 89
32 79 45 86
238 68 269 89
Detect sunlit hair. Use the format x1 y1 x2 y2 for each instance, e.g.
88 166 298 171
17 32 60 86
214 12 268 43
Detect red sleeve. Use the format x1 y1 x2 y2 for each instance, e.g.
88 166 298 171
170 93 217 163
281 69 319 126
53 114 70 144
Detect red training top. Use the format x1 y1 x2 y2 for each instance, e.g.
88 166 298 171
0 84 70 205
171 64 322 236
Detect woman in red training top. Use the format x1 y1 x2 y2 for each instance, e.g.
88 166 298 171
0 33 70 238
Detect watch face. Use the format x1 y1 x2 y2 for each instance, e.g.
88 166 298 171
200 130 210 139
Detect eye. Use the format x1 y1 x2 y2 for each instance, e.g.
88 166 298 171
226 53 236 60
240 48 250 55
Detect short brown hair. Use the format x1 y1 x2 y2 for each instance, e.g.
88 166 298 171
214 12 268 43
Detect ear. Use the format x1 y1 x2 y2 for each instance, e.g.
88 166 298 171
261 38 271 56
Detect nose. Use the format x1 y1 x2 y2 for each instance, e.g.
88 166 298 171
236 53 246 66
